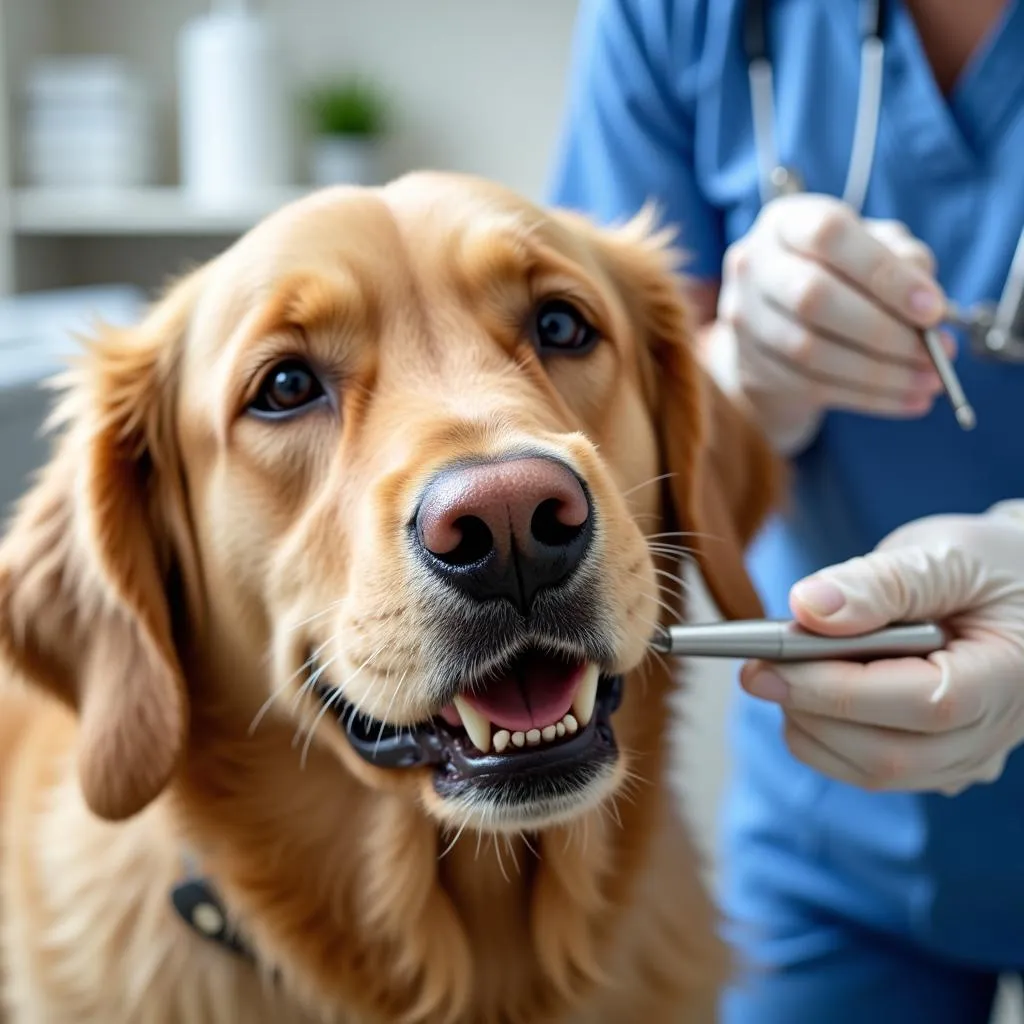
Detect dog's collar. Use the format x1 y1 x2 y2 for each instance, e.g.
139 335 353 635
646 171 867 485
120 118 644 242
170 855 255 963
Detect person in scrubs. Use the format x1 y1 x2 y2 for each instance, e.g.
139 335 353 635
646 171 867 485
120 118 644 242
548 1 1024 1020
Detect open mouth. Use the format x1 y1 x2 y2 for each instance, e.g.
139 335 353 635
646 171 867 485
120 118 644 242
310 647 623 795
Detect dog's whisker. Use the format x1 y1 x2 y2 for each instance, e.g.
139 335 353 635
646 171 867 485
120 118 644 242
598 796 625 832
283 599 346 636
504 835 521 876
295 651 339 706
249 637 335 737
492 815 510 883
644 529 725 543
625 573 681 621
286 638 337 705
646 542 697 559
438 820 470 861
519 831 538 860
620 471 677 499
299 643 389 767
374 668 409 756
289 655 341 750
652 566 694 594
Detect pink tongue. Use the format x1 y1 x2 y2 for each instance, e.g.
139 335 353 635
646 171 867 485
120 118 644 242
448 655 585 733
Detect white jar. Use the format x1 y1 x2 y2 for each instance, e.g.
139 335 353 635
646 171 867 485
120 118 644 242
177 4 292 207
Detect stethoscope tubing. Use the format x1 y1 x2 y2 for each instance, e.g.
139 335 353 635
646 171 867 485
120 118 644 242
745 0 886 210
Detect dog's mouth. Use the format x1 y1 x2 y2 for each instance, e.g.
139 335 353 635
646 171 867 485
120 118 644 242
310 646 623 793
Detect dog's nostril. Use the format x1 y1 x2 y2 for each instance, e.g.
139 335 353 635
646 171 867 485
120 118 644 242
414 456 594 609
433 515 494 567
531 498 586 548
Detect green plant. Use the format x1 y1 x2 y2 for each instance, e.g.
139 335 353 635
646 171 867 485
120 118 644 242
305 77 388 138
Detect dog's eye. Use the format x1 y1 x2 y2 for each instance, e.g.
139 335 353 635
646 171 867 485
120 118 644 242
532 299 598 354
250 360 326 417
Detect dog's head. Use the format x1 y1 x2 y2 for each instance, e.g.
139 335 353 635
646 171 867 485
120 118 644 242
0 173 778 836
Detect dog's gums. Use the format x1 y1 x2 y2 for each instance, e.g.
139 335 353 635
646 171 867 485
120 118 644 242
310 647 623 808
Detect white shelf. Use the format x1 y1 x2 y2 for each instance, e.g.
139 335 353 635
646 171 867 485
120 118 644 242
8 186 312 236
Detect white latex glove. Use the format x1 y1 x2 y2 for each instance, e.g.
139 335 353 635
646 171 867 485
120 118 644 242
706 193 956 454
741 502 1024 795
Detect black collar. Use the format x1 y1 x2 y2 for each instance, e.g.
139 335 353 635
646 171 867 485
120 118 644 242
170 859 255 963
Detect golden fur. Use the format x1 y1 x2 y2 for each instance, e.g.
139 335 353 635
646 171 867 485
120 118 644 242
0 173 780 1023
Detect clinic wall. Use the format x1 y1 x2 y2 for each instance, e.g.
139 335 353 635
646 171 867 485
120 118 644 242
58 0 582 204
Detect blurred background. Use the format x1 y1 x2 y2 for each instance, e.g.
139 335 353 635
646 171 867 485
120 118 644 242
0 2 1018 1019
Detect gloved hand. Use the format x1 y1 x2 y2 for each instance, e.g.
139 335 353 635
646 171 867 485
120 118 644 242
741 502 1024 795
705 193 955 453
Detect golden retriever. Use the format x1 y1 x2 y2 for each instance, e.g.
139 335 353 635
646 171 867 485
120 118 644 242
0 172 779 1023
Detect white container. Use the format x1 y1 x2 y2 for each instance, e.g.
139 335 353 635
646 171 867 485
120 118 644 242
22 56 155 189
310 136 378 187
177 2 292 208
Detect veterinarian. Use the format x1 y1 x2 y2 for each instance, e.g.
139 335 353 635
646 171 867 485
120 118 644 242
549 0 1024 1021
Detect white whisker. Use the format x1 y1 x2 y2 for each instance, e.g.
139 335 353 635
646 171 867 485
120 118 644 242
439 820 470 861
299 643 388 767
620 471 677 499
283 599 346 636
249 636 335 736
374 668 410 756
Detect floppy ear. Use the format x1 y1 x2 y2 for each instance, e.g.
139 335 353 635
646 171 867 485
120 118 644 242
580 209 784 620
0 271 202 820
662 341 782 620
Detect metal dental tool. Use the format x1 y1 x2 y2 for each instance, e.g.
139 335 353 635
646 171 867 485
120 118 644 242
649 619 948 662
946 223 1024 364
920 326 976 431
745 0 978 431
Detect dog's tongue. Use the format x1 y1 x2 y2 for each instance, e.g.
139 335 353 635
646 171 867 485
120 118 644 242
447 654 584 733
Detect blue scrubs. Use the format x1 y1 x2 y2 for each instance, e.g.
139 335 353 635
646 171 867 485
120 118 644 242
548 1 1024 1019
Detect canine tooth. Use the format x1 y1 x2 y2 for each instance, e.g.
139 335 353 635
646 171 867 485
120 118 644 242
571 664 600 727
541 725 557 742
563 713 579 735
493 729 511 754
453 696 491 754
556 722 566 738
511 731 526 748
526 729 541 746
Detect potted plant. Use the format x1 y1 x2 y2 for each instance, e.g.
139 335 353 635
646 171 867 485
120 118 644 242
305 76 388 187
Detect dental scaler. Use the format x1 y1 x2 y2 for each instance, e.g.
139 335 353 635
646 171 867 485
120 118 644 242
650 620 948 662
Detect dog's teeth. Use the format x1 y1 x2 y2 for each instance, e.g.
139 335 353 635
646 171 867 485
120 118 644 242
555 721 566 738
571 664 600 727
493 729 511 754
453 696 491 754
511 731 526 748
563 713 579 735
541 724 557 742
525 728 541 746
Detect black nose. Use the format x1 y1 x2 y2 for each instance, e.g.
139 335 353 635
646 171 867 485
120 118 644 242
413 456 594 612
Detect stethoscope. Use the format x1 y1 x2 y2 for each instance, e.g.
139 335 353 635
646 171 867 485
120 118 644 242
744 0 1024 364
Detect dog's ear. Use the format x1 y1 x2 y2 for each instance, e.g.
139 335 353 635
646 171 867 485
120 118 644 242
574 208 784 620
0 270 203 821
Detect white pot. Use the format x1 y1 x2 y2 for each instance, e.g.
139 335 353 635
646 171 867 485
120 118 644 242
310 136 378 187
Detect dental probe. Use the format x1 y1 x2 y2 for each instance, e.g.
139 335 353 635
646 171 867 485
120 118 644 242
649 619 948 662
921 326 976 431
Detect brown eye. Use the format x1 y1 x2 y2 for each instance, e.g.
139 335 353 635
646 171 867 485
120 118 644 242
532 299 598 354
249 360 326 418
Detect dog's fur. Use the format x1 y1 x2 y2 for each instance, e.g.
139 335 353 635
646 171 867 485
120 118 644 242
0 173 780 1023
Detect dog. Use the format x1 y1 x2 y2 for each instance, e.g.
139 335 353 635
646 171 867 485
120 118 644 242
0 172 780 1023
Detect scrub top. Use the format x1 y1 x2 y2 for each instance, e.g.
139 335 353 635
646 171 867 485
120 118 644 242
548 0 1024 971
